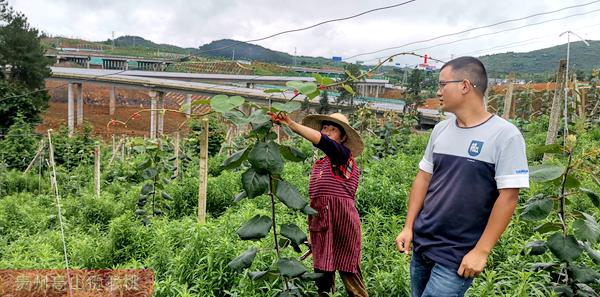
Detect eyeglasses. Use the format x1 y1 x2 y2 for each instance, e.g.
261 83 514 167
437 79 478 91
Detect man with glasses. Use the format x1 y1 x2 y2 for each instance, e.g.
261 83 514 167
395 56 529 297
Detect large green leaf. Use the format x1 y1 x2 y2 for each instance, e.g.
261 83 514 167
523 240 547 256
313 73 324 84
248 271 270 281
574 284 599 297
233 191 247 203
534 222 563 234
277 258 307 277
248 141 284 175
564 174 581 189
280 145 307 162
298 83 317 95
306 89 320 100
301 272 326 280
211 95 245 114
286 81 304 89
547 233 583 262
242 168 269 198
142 167 158 179
248 109 271 125
568 265 600 284
520 195 553 221
582 243 600 265
237 215 273 240
581 188 600 209
550 285 574 296
275 181 308 210
228 247 258 272
341 84 356 95
271 102 302 113
223 111 250 127
280 223 307 245
573 213 600 244
302 204 318 215
141 183 154 195
220 147 250 171
529 164 565 183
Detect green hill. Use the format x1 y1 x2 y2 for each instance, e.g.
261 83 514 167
479 40 600 78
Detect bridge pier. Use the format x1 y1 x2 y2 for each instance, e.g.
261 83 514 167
148 90 164 138
68 83 75 136
109 86 116 116
185 94 192 118
149 91 157 139
76 83 83 126
158 93 164 136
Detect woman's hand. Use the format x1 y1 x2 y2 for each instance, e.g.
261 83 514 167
268 112 293 126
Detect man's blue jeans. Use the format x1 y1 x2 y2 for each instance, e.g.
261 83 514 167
410 252 473 297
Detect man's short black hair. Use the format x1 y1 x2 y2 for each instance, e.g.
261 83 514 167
441 56 488 95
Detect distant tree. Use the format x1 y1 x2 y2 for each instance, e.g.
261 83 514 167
0 0 52 130
318 90 330 114
0 114 39 169
405 68 424 109
337 63 363 107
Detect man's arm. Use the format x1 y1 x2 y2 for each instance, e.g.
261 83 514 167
458 188 519 278
396 170 432 254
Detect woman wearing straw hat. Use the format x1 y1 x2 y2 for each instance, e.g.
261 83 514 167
270 112 368 297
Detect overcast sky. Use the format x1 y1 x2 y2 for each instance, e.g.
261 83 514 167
7 0 600 66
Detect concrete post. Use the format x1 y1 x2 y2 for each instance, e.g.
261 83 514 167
67 83 75 136
109 86 116 116
185 94 192 118
149 91 158 139
157 92 164 136
76 83 83 126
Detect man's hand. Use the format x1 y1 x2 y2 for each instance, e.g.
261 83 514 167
395 228 413 255
457 248 489 278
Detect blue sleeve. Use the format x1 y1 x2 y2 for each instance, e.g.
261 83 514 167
314 133 350 165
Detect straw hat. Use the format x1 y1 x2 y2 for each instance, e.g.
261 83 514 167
302 113 364 156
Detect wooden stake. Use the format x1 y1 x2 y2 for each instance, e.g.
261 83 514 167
545 60 567 146
502 73 515 120
94 144 101 198
24 139 46 174
198 118 209 224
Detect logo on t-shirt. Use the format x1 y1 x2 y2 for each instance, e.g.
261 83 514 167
467 140 484 157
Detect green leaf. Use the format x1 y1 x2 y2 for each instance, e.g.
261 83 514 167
223 111 250 127
344 70 358 80
529 164 565 183
275 181 308 210
547 233 583 262
307 89 320 100
301 272 326 280
581 188 600 209
233 191 247 203
568 265 600 284
137 158 152 169
228 247 257 272
237 215 273 240
564 174 581 189
271 102 302 113
280 145 307 162
534 222 563 234
341 84 356 95
210 95 245 114
523 240 547 256
142 167 158 179
530 262 557 271
280 223 307 245
264 88 287 93
248 271 269 281
533 143 562 155
520 195 553 221
220 147 250 171
248 109 271 125
550 285 574 296
322 77 335 85
191 99 210 106
582 244 600 265
141 183 154 195
574 283 598 297
313 73 324 84
281 124 298 138
161 191 173 200
573 213 600 244
298 83 317 95
242 168 269 198
302 204 318 215
277 258 307 277
285 81 304 89
248 141 284 175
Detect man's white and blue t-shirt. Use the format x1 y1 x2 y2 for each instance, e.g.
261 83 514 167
413 115 529 270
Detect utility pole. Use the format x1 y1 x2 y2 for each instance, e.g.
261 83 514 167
232 50 235 61
111 31 115 49
294 47 297 67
